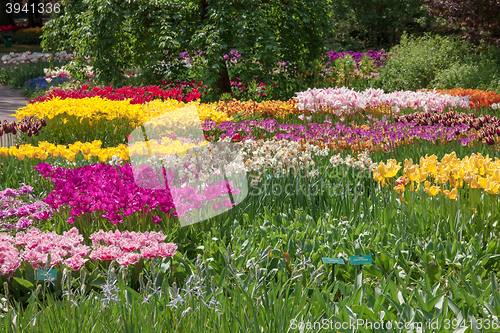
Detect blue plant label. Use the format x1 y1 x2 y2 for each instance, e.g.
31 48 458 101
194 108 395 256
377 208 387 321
322 257 345 264
35 269 57 281
350 255 372 265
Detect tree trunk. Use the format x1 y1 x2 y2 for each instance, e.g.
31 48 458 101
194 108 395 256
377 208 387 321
0 0 15 26
28 0 42 27
214 60 232 96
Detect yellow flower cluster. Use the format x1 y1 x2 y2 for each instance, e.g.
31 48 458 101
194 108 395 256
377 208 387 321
363 104 392 116
16 27 43 34
375 152 500 201
0 139 211 163
373 159 401 187
0 141 128 163
14 98 230 126
129 138 208 158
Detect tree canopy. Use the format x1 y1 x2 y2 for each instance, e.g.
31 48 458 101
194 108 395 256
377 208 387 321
423 0 500 47
42 0 333 99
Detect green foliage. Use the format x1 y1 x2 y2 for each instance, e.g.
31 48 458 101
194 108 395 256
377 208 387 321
0 62 46 89
329 0 436 51
377 33 468 91
12 31 42 45
432 46 500 93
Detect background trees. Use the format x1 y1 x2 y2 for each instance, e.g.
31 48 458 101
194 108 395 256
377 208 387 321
42 0 332 99
328 0 437 51
423 0 500 48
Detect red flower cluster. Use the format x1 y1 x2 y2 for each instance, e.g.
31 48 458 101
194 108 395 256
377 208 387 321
0 25 25 34
30 85 201 104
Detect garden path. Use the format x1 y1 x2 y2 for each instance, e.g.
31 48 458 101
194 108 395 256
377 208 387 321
0 84 27 123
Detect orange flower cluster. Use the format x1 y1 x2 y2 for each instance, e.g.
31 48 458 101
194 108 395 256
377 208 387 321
434 88 500 110
214 100 301 119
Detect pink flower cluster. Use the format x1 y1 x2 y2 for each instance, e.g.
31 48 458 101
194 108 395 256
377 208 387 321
89 230 177 266
294 87 471 115
35 163 176 225
0 228 178 278
0 186 52 231
35 162 241 226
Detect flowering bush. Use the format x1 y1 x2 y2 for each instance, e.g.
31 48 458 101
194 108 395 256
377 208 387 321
325 50 389 67
0 185 52 231
12 27 43 45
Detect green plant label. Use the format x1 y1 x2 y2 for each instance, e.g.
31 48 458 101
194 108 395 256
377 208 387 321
350 255 372 265
35 269 57 281
322 257 345 264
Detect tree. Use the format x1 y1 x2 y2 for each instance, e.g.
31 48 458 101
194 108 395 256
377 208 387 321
423 0 500 47
27 0 42 28
329 0 436 51
0 0 15 26
42 0 332 99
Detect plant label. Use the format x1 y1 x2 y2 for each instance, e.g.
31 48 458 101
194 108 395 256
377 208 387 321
322 257 345 264
35 269 57 281
349 255 372 265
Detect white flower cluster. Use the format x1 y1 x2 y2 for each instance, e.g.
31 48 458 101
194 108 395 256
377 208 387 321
1 51 74 68
52 51 74 62
329 149 377 171
491 103 500 110
44 66 72 81
295 87 470 116
1 52 49 67
240 139 329 182
44 64 94 82
109 155 123 167
158 139 245 188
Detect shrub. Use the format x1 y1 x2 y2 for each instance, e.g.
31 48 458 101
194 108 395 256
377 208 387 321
433 47 500 93
377 33 467 92
13 27 43 45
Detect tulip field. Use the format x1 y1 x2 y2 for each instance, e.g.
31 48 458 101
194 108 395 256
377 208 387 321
1 77 500 333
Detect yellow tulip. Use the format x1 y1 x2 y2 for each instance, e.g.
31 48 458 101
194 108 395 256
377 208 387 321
0 148 8 158
478 176 489 189
443 188 458 199
485 181 500 195
424 181 440 196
